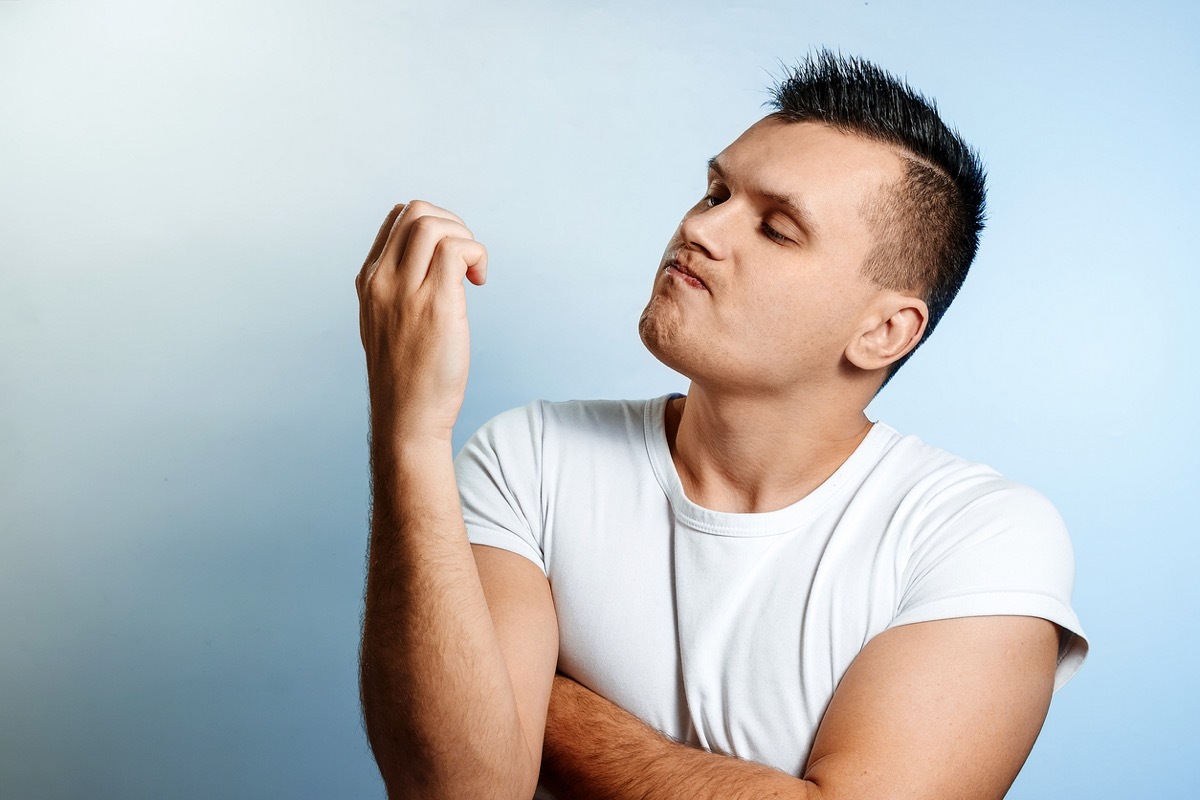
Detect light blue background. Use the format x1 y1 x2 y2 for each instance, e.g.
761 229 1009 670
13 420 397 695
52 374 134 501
2 1 1196 797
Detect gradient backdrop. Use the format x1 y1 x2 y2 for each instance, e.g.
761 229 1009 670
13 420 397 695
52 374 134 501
2 1 1196 797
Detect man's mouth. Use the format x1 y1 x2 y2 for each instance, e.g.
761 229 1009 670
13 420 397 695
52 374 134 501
665 260 708 290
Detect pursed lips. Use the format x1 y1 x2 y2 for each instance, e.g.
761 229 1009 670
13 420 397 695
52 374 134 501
664 260 709 290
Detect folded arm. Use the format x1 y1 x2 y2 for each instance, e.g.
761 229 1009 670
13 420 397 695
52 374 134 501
540 615 1059 800
540 673 816 800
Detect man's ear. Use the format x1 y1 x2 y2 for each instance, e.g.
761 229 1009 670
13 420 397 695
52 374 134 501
846 294 929 372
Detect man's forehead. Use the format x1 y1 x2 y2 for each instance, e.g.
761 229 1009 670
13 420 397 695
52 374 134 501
717 117 904 176
710 118 904 219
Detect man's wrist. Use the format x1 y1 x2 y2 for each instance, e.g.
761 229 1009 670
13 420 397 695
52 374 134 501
370 411 456 462
366 414 460 538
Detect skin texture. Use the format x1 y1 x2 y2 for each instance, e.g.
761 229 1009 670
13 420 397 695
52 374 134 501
356 119 1060 799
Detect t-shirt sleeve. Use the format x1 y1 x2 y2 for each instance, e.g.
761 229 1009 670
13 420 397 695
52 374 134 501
889 480 1088 692
454 401 548 574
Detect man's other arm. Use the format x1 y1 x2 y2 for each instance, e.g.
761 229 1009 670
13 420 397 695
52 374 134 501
540 615 1058 800
357 201 558 799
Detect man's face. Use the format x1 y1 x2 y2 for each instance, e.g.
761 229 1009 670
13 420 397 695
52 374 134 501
639 117 907 392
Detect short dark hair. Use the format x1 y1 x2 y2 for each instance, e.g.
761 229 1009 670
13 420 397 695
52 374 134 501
767 50 987 384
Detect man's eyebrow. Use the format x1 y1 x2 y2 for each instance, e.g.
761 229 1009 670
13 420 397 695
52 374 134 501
707 156 817 236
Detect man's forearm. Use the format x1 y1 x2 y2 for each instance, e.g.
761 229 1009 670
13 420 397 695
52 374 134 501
539 675 821 800
360 434 537 799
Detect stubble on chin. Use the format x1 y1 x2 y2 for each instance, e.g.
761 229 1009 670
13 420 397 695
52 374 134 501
638 293 688 372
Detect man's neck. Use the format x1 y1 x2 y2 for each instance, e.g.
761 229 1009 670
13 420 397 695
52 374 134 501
666 384 874 514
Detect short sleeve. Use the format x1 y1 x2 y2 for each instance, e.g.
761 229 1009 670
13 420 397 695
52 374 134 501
890 481 1089 692
454 401 548 574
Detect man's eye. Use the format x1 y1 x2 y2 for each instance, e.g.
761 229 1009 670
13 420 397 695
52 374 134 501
703 194 725 208
762 223 789 243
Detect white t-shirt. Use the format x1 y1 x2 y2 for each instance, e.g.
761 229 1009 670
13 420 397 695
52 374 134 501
455 394 1088 777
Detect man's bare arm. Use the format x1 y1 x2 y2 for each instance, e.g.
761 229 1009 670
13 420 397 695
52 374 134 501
357 201 558 799
541 674 815 800
540 615 1058 800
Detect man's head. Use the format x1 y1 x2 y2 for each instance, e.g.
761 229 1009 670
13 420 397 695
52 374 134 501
639 51 985 396
768 50 987 382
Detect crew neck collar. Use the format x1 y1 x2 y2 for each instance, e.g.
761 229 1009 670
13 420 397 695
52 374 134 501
643 393 896 537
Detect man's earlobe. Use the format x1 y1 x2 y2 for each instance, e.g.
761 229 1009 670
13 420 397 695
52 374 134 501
846 298 929 371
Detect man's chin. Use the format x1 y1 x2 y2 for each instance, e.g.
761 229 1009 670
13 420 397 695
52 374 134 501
638 311 697 380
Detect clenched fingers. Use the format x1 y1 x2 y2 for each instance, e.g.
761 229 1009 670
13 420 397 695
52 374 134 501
356 200 469 297
427 236 488 290
394 215 481 292
376 200 469 286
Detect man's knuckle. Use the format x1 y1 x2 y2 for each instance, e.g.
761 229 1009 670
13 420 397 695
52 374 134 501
410 214 441 236
365 268 394 295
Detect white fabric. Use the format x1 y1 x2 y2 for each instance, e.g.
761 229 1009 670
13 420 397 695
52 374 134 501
455 394 1088 778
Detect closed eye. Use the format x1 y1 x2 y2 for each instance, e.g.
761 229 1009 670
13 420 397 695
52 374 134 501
762 222 789 243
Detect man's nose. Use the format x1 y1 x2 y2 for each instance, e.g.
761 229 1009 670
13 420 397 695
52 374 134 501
678 203 732 262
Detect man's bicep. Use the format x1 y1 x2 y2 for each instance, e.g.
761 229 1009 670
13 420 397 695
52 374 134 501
804 615 1059 800
472 543 560 765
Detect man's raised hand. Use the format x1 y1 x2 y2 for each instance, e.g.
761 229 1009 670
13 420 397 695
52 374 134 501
355 205 554 798
355 201 488 445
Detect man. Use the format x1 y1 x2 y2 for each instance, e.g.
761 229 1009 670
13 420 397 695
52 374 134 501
356 52 1087 800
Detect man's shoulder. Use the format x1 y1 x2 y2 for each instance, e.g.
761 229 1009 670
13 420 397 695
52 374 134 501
867 423 1060 524
455 395 670 514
